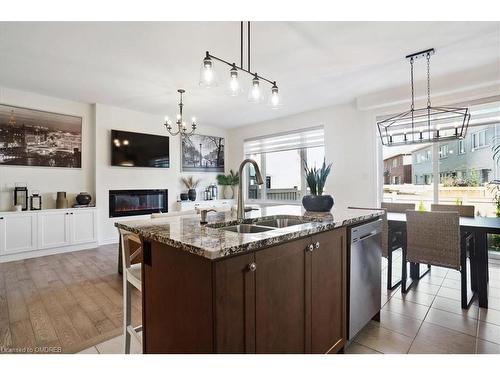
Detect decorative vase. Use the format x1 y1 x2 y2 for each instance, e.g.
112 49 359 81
76 192 92 205
188 189 197 201
223 185 234 199
302 194 334 212
56 191 68 209
180 193 189 201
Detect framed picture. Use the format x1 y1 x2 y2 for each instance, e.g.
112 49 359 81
181 133 225 172
0 104 82 168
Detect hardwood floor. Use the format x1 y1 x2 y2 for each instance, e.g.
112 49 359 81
0 245 141 354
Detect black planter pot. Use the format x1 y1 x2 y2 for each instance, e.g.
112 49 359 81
188 189 197 201
76 192 92 205
302 194 334 212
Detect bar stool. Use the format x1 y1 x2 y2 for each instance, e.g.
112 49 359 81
118 228 143 353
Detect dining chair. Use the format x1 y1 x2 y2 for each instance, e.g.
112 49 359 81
348 206 401 290
381 202 416 213
402 210 475 309
118 228 143 353
431 204 478 287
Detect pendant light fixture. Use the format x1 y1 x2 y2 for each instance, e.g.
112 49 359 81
164 89 197 136
378 48 470 146
200 22 281 108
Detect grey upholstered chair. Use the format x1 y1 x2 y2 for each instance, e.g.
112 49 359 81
402 210 475 309
348 206 401 290
118 228 143 353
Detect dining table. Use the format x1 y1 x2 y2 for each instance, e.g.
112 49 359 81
387 212 500 309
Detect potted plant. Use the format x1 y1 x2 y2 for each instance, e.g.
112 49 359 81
217 170 240 199
181 176 200 201
302 159 334 212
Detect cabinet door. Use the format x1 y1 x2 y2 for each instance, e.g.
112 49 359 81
255 238 309 353
38 211 70 249
310 228 346 353
1 213 38 254
70 210 97 244
214 252 256 353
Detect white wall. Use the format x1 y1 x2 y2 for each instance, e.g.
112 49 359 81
95 103 227 244
0 87 95 211
227 101 379 208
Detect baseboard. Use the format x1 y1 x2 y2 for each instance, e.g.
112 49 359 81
0 241 99 263
99 237 119 246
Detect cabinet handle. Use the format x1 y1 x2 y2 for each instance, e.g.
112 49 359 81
70 212 74 215
307 244 314 252
0 217 4 220
315 241 320 249
65 212 69 215
248 262 257 272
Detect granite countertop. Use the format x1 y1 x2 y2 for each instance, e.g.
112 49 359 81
114 205 383 260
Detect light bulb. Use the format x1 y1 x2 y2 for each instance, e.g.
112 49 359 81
248 75 262 103
268 83 280 108
191 117 196 124
199 53 217 88
176 114 181 121
228 65 240 96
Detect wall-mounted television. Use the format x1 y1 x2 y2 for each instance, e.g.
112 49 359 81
111 130 170 168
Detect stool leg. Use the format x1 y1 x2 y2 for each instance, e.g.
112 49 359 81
123 280 132 354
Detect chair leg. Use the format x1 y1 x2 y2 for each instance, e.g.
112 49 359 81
401 246 408 293
123 280 132 354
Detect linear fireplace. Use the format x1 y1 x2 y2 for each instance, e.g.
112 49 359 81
109 189 168 218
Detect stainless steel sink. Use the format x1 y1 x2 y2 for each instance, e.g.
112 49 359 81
256 218 306 228
222 224 275 234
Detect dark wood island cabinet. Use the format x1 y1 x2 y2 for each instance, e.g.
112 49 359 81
141 227 346 354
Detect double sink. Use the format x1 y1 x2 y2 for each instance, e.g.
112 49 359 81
215 217 311 234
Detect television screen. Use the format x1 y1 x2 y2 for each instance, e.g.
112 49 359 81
111 130 170 168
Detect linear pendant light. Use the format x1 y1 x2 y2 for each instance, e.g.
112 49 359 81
377 48 470 146
199 21 282 109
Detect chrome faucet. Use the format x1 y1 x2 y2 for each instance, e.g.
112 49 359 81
237 158 264 220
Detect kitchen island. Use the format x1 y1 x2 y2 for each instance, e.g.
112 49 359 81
115 205 383 354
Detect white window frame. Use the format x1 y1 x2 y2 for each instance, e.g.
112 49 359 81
472 129 487 151
458 139 466 154
439 144 449 159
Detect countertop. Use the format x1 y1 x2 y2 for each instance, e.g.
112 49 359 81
114 205 383 260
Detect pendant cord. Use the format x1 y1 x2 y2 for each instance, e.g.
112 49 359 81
248 21 251 71
240 21 243 69
426 52 431 108
410 58 415 111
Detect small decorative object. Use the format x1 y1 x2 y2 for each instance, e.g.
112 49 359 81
181 176 200 202
56 191 68 209
14 183 28 211
217 170 239 200
30 190 42 210
180 193 189 201
181 133 225 172
302 159 334 212
209 183 218 200
0 104 82 168
76 192 92 205
418 201 426 212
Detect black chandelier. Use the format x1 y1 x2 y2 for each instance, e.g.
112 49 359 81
378 48 470 146
164 89 197 136
199 21 281 108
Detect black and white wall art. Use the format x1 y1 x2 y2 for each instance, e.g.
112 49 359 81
181 133 225 172
0 104 82 168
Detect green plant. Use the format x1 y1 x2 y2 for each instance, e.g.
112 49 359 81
181 176 200 189
303 159 332 196
418 201 426 212
455 197 463 206
217 170 240 186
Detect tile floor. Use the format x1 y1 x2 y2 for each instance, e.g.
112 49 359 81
78 251 500 354
346 252 500 354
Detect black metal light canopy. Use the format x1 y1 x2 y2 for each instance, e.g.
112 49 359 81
378 48 470 146
199 21 281 108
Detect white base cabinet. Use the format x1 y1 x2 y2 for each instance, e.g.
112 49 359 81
0 208 98 262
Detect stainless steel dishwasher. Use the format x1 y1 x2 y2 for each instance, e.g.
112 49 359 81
348 219 382 339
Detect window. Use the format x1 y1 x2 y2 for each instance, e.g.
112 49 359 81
439 144 449 159
392 158 398 168
472 129 487 151
244 127 325 202
458 139 466 154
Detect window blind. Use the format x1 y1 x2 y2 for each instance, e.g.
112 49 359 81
244 127 324 155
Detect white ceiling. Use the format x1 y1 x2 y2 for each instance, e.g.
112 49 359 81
0 22 498 128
